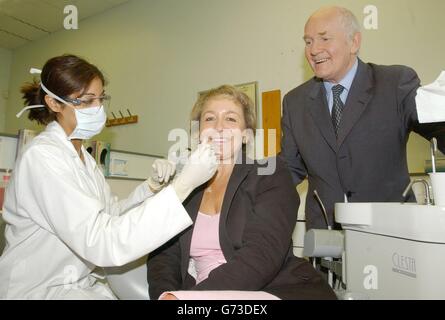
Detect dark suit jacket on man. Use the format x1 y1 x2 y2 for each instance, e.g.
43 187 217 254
281 59 445 230
147 156 336 300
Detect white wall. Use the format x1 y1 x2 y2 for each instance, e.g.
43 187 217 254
3 0 445 171
0 47 12 132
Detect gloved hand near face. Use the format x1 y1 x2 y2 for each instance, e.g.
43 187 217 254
172 143 218 202
147 159 176 193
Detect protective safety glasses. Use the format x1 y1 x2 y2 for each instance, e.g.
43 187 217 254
63 94 111 109
16 68 112 118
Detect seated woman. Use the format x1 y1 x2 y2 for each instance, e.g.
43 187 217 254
147 85 336 300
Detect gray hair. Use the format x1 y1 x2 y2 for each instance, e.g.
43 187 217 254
336 7 361 41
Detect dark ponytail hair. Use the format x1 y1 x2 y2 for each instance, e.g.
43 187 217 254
20 54 105 125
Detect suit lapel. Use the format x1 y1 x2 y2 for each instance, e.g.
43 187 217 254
337 59 374 147
308 80 338 153
219 157 252 259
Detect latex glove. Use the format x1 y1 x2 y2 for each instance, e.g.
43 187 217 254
147 159 176 193
172 143 217 202
168 148 191 175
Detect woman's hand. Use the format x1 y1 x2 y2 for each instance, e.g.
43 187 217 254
160 293 178 300
147 159 176 192
172 143 217 201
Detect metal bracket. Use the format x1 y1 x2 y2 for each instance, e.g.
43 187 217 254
320 259 343 278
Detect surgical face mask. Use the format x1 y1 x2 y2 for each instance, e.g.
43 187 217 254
16 68 107 140
69 105 107 140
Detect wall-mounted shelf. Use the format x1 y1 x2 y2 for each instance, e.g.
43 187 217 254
106 115 138 127
106 109 138 127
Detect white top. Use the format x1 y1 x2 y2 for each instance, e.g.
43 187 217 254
0 121 192 299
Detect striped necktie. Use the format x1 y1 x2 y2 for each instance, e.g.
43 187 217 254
331 84 345 136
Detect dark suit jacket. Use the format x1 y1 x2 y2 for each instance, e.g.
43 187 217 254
147 155 336 300
281 59 445 230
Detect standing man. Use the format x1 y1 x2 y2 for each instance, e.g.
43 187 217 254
281 6 445 230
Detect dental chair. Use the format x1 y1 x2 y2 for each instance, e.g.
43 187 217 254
104 255 150 300
303 178 445 299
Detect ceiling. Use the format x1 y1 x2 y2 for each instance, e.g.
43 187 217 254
0 0 132 50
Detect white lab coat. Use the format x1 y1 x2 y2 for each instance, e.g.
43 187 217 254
0 121 192 299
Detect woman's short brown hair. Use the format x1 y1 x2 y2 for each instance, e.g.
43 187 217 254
191 84 256 130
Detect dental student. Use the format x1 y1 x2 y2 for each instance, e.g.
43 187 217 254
0 54 217 299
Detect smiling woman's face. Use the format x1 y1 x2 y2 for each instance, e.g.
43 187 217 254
199 97 246 162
